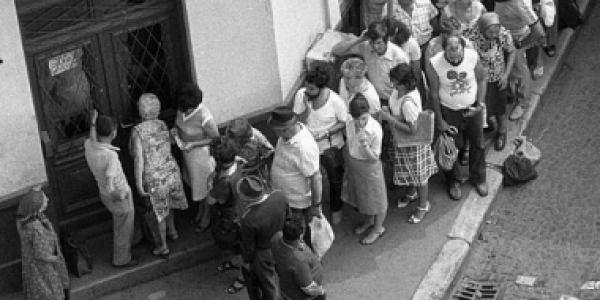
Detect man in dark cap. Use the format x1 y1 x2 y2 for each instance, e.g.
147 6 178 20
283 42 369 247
268 106 323 248
239 175 290 300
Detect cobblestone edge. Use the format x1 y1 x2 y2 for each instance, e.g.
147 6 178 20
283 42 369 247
411 1 594 299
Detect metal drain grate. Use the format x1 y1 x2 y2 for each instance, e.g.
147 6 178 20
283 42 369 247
451 279 502 300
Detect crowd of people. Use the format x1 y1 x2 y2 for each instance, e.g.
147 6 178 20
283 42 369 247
16 0 566 299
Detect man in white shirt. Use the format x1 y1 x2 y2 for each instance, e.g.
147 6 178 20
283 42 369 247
293 66 348 225
269 107 323 247
426 35 489 201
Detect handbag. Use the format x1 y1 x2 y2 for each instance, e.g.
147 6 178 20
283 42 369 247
309 217 335 259
60 230 93 277
434 133 458 171
513 136 542 166
391 97 435 147
141 195 162 247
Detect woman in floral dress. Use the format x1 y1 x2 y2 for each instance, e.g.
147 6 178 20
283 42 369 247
380 63 438 224
131 93 188 257
16 188 69 300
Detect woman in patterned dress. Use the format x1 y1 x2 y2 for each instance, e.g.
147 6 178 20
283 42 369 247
16 188 69 300
380 63 438 224
172 83 219 232
131 93 188 257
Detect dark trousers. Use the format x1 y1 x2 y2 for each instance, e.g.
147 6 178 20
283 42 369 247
320 147 344 213
248 249 280 300
440 106 487 185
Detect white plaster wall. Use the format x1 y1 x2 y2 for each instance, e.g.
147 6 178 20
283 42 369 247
183 0 282 125
0 2 47 201
270 0 338 100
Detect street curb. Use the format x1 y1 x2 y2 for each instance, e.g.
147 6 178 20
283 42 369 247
412 2 595 299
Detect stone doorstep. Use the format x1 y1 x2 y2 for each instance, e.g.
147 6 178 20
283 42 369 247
412 0 595 299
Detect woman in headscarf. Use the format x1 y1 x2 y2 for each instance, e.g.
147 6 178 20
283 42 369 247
338 56 381 116
470 12 517 150
16 188 69 300
172 83 219 232
131 93 188 257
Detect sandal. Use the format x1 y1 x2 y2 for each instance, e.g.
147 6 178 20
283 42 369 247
217 261 238 272
397 190 418 209
361 228 385 245
225 278 245 294
408 201 431 224
354 223 373 235
152 247 170 259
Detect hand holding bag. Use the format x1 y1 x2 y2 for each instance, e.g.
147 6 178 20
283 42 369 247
434 133 458 171
310 217 335 259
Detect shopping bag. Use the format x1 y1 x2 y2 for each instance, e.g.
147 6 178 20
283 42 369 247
513 136 542 166
391 110 435 147
310 217 335 259
434 133 458 171
60 230 93 277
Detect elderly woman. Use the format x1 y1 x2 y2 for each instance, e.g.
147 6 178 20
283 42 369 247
131 93 188 257
172 83 219 232
441 0 488 38
338 56 381 116
16 188 69 300
226 118 274 181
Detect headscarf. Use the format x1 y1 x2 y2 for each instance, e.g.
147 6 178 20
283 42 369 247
138 93 161 120
340 57 367 79
16 187 46 222
478 12 501 33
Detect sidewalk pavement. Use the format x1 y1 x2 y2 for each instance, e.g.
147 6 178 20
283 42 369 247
414 1 597 300
2 2 594 300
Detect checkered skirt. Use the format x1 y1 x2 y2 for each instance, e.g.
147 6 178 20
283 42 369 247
388 142 438 186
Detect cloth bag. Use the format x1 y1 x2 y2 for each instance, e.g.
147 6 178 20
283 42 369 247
503 154 539 186
60 231 93 277
434 133 458 171
514 136 542 166
310 217 335 259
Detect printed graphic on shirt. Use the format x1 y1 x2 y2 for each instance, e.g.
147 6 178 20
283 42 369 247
447 70 471 96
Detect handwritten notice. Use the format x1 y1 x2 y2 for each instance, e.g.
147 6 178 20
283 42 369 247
49 50 79 76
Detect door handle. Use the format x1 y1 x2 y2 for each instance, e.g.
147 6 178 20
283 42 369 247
40 130 54 158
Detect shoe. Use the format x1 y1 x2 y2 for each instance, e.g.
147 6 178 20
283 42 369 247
397 190 418 209
113 257 140 268
225 278 246 294
360 228 385 245
167 232 179 241
152 247 170 259
474 182 489 197
509 103 526 121
217 260 238 272
408 201 431 224
448 181 462 201
331 211 343 225
494 132 507 151
544 45 556 57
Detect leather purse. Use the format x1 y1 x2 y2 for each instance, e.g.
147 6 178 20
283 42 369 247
391 97 435 147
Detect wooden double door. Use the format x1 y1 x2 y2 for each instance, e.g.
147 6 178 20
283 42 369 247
19 0 191 231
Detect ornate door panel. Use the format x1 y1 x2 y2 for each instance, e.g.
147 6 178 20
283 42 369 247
18 0 189 228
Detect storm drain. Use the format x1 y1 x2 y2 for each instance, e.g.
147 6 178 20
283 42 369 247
451 279 502 300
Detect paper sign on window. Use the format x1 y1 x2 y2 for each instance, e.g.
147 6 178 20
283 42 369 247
49 50 79 76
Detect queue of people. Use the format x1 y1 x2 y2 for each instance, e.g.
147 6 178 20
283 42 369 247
15 1 562 299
